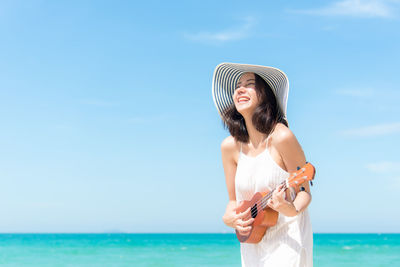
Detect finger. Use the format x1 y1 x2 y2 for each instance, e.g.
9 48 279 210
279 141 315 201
234 217 243 228
238 229 251 236
240 228 251 235
242 218 255 226
274 187 282 195
237 207 247 217
241 207 251 218
243 213 253 222
245 206 252 215
277 191 285 199
240 213 251 221
274 194 283 202
235 213 241 221
237 225 252 232
268 202 275 210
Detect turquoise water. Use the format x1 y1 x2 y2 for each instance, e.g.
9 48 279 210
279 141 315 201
0 234 399 266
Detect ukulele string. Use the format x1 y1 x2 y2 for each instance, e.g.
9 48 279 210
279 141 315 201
241 183 288 221
241 184 288 221
241 170 310 221
245 172 310 220
239 137 280 215
256 166 310 209
250 175 292 210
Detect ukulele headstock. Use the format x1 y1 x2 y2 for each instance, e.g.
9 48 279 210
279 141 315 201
287 162 316 189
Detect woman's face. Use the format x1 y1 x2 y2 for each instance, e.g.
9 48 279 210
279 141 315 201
233 72 260 116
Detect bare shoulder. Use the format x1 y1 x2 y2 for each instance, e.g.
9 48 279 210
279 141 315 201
221 136 240 163
270 123 296 144
221 135 238 153
270 123 306 172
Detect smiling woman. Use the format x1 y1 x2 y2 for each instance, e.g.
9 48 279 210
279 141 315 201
222 72 288 143
212 63 313 267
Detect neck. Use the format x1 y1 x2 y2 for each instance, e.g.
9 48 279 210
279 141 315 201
243 116 267 148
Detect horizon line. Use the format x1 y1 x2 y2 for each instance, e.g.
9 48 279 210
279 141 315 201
0 232 399 234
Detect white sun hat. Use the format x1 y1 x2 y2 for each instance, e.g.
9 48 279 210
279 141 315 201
212 62 289 120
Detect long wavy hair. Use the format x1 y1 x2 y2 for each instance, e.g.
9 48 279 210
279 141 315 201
222 73 288 143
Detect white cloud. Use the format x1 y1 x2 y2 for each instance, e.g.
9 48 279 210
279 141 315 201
334 87 400 111
184 17 255 43
366 161 400 172
339 122 400 136
335 88 375 97
291 0 396 18
366 161 400 189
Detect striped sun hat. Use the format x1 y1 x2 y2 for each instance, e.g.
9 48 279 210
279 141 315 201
212 62 289 120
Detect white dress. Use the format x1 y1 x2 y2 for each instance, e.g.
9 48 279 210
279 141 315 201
235 138 313 267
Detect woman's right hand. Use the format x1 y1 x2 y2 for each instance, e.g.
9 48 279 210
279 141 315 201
223 202 255 236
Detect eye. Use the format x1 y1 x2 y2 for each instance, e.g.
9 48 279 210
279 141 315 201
235 82 255 91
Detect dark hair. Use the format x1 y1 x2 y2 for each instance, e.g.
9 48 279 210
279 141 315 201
222 73 288 143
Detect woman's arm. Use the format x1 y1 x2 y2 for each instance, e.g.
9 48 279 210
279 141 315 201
267 124 312 217
221 136 254 233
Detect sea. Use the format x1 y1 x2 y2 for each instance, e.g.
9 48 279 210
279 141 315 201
0 233 398 266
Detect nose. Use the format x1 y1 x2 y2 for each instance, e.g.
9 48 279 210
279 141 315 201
235 86 246 94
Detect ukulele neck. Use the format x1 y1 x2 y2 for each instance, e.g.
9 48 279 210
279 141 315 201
260 181 288 210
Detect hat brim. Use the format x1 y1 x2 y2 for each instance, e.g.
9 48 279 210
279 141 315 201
212 62 289 119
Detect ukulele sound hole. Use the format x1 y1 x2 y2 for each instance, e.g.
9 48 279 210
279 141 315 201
251 204 258 218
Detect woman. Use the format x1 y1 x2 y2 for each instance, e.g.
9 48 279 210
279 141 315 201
212 63 313 266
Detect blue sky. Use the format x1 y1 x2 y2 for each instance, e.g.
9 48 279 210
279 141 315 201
0 0 399 233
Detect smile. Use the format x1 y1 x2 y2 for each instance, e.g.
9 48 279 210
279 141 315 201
238 96 250 103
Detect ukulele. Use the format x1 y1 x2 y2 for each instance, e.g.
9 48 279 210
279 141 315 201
235 162 316 243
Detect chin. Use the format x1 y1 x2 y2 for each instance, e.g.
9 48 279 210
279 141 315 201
236 106 254 117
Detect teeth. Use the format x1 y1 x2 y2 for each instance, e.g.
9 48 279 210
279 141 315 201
238 97 249 103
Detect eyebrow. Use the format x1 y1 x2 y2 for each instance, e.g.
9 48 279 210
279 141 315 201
236 79 255 86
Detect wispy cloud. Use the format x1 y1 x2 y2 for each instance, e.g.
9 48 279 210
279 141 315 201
184 17 256 43
366 161 400 172
335 88 375 97
366 161 400 189
339 122 400 137
334 87 400 111
290 0 397 18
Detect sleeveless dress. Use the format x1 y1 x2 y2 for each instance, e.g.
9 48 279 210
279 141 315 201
235 137 313 267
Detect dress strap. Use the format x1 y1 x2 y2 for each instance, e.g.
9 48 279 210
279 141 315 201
266 134 272 146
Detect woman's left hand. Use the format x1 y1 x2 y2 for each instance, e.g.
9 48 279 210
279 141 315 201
267 184 289 213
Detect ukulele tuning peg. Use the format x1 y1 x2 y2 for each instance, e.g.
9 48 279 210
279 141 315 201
297 166 300 170
306 161 308 164
310 181 313 186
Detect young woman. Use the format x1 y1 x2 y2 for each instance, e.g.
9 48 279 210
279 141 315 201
212 63 313 266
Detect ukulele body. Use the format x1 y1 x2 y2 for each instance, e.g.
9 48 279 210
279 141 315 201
233 162 316 244
235 190 279 243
